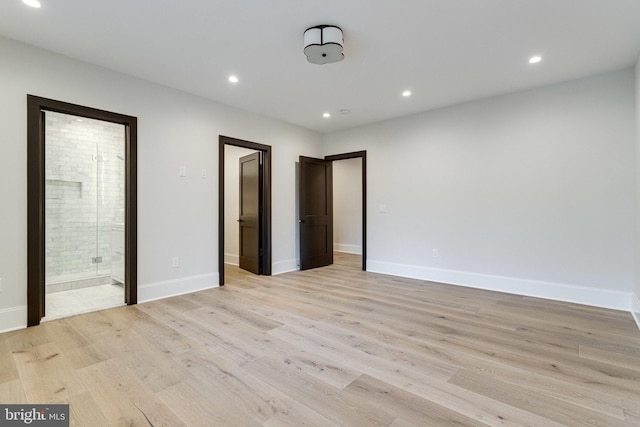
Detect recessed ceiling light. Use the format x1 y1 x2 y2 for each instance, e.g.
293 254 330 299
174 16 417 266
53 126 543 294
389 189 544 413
339 109 351 115
529 56 542 64
228 75 239 83
402 90 412 97
323 112 331 118
22 0 41 8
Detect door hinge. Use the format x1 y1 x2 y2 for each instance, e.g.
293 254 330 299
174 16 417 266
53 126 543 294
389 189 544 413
259 248 263 256
92 256 103 264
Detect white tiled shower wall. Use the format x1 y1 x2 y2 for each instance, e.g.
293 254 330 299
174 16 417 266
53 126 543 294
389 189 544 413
45 111 125 288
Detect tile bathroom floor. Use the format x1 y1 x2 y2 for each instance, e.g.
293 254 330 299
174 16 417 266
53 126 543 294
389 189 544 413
43 283 125 321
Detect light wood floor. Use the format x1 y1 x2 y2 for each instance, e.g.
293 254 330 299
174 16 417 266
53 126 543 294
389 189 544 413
1 252 639 426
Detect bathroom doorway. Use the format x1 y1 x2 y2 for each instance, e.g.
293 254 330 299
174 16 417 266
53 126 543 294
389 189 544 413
27 96 138 326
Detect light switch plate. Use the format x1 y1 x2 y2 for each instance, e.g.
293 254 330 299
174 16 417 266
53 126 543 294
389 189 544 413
179 166 187 177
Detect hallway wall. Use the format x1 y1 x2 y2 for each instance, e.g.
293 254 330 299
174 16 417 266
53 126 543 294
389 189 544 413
333 157 363 254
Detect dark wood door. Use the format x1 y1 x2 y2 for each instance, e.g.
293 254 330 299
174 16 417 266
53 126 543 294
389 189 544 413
299 156 333 270
239 152 262 274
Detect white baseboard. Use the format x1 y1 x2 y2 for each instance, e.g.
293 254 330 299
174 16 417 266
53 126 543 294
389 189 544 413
5 269 636 333
334 244 362 255
0 305 27 333
224 253 239 266
632 294 640 331
367 260 632 312
138 273 219 304
0 274 220 333
273 259 299 275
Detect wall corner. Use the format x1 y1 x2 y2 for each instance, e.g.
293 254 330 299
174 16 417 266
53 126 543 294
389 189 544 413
635 55 640 330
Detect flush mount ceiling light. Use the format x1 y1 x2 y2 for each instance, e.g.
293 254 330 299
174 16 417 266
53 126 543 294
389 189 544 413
529 55 542 64
402 90 412 97
304 25 344 65
322 112 331 118
22 0 41 7
228 75 239 83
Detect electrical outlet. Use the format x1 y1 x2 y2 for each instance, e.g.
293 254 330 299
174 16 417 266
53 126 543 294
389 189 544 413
201 168 207 178
172 257 180 268
379 204 387 213
179 166 187 177
432 249 439 258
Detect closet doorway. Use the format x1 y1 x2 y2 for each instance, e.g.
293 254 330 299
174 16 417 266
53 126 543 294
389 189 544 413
27 96 138 326
298 151 367 271
330 154 365 270
218 136 272 285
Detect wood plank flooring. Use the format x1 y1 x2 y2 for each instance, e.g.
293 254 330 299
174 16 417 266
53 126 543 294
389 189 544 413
1 252 639 426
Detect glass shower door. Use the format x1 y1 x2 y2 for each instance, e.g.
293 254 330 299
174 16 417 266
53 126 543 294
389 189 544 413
45 112 101 290
96 136 126 285
44 111 125 296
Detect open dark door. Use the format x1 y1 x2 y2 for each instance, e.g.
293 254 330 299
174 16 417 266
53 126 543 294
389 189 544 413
239 152 262 274
299 156 333 270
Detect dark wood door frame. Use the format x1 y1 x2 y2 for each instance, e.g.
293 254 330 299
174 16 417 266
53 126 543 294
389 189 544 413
324 150 367 271
27 95 138 326
218 135 272 285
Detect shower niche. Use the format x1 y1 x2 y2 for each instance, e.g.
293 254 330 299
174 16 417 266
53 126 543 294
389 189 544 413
44 111 126 294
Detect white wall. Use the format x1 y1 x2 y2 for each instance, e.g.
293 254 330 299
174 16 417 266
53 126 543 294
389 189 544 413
0 36 322 332
634 56 640 328
333 158 362 254
324 69 636 311
1 36 636 332
224 145 258 265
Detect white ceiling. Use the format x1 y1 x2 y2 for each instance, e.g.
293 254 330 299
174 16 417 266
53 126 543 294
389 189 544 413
2 0 640 133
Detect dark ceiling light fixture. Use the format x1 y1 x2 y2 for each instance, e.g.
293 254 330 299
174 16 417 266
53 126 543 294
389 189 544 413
304 25 344 65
